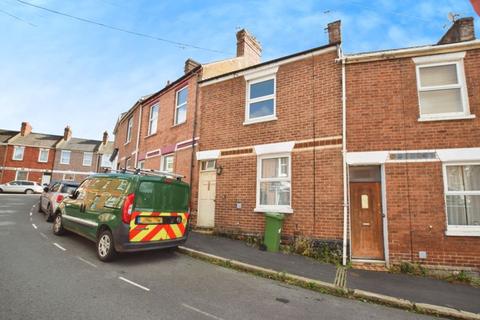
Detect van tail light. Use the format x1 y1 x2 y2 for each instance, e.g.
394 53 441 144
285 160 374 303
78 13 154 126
122 193 135 224
56 195 64 203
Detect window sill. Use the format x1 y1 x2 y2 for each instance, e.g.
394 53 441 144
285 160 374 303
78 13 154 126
418 114 476 122
124 141 131 146
172 121 186 128
445 228 480 237
145 133 157 139
243 116 278 126
12 159 23 161
254 207 293 214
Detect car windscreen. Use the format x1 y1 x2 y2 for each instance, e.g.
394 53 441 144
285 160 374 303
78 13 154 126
135 181 189 212
61 184 78 194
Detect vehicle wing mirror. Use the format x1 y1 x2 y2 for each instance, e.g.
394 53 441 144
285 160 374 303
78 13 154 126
43 187 49 193
69 190 78 199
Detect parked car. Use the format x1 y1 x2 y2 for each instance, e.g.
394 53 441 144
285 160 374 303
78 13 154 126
52 171 190 261
39 181 79 222
0 180 44 194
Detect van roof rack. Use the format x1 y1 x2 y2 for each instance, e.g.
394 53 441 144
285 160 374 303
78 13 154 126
105 168 184 181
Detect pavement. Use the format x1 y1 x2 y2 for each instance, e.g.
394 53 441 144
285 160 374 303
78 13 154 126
0 194 437 320
184 231 480 315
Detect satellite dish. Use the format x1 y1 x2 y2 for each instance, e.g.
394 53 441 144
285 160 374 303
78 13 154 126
448 12 459 22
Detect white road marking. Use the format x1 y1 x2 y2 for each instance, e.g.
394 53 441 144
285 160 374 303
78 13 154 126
29 212 32 216
0 221 15 226
118 276 150 291
32 223 38 229
53 243 66 251
76 256 98 268
40 232 48 239
182 303 225 320
29 217 32 221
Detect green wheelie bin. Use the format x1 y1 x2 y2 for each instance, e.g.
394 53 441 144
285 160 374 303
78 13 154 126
263 212 285 252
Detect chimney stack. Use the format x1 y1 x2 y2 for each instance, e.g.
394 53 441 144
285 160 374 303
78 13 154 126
63 126 72 141
184 58 201 74
327 20 342 44
102 131 108 144
236 29 262 66
438 17 475 45
20 122 32 137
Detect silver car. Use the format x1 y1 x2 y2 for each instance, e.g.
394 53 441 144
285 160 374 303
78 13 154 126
0 180 44 194
39 181 79 221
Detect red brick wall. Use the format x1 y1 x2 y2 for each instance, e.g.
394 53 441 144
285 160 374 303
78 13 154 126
52 149 96 183
114 105 142 168
385 162 480 268
1 145 55 183
199 49 344 241
346 49 480 151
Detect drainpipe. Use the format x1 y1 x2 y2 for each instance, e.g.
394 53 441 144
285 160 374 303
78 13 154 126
134 104 143 167
339 46 349 266
189 67 201 210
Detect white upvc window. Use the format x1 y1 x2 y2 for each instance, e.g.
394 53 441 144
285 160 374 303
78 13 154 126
60 150 71 164
413 52 473 121
38 148 49 163
101 154 112 168
83 152 93 166
15 170 28 181
245 75 277 125
161 154 174 173
255 154 292 213
443 163 480 236
174 86 188 125
126 117 133 143
13 146 25 160
148 104 159 135
138 160 145 170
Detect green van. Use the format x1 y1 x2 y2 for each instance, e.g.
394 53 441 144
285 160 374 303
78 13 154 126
52 171 190 261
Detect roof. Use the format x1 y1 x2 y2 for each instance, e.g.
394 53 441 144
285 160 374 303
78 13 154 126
199 42 339 85
0 129 18 143
9 132 63 148
56 137 101 152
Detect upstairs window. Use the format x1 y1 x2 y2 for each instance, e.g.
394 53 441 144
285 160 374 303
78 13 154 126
38 148 49 163
60 150 71 165
126 117 133 143
148 104 159 135
12 146 25 160
83 152 93 166
444 164 480 236
413 52 472 121
245 77 276 124
174 87 188 125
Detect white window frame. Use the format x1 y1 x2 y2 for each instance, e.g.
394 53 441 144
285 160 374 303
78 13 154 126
38 148 49 163
148 104 159 135
82 152 93 166
442 162 480 237
161 154 174 173
254 153 293 214
244 74 277 125
125 117 133 143
12 146 25 161
101 154 112 168
15 170 28 181
138 160 145 170
174 86 188 125
201 160 216 172
60 150 71 165
413 52 473 121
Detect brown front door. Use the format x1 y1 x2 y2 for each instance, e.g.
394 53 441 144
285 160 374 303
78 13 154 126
350 182 384 260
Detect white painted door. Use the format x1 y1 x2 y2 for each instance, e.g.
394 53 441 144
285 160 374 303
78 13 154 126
41 173 51 186
197 170 216 227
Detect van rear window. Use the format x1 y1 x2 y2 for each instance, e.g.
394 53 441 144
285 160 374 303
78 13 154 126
135 181 189 212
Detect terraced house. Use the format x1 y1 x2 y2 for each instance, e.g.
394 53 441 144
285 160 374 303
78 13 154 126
0 122 114 185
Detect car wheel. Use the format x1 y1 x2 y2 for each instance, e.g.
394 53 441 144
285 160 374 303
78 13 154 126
38 201 43 213
53 214 65 236
0 188 3 193
45 205 54 222
25 189 34 194
96 230 117 262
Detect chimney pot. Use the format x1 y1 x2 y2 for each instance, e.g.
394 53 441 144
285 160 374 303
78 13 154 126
63 126 72 141
236 29 262 65
438 17 475 44
327 20 342 44
102 131 108 144
20 122 32 136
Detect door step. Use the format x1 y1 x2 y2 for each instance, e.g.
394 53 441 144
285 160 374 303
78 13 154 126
193 227 214 235
351 260 388 272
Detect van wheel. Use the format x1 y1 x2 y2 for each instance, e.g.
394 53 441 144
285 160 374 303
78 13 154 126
97 230 117 262
53 214 65 236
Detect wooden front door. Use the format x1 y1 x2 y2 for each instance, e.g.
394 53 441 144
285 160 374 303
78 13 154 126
197 170 216 228
350 182 384 260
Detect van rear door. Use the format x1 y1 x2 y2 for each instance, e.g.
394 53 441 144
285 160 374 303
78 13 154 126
129 179 189 242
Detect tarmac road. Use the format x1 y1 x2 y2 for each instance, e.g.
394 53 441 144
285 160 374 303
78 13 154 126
0 194 440 320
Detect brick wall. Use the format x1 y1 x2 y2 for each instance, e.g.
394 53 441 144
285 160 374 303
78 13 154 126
114 105 142 168
1 145 55 183
52 149 96 182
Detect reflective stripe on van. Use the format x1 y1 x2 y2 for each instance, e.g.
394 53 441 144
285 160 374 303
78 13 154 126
128 211 189 242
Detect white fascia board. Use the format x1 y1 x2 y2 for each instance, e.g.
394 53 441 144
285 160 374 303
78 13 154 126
244 66 279 81
437 147 480 162
346 151 389 165
412 51 465 64
254 141 295 155
196 150 220 161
